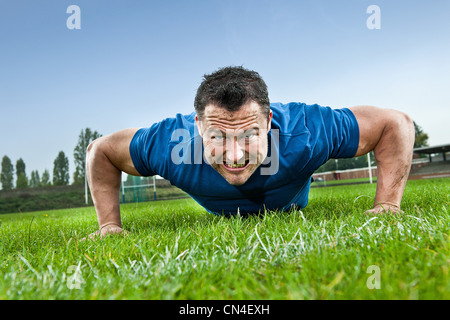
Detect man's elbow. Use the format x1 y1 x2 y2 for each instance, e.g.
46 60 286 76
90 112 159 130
87 137 100 157
397 110 413 127
386 109 415 149
86 137 108 169
392 110 414 134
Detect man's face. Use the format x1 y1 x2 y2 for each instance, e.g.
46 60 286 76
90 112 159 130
195 101 272 186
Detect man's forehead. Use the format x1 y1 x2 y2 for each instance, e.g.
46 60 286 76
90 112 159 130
202 102 265 123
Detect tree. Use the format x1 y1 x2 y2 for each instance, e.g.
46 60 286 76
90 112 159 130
53 151 70 186
16 158 28 188
413 121 429 148
73 128 102 185
41 169 51 186
1 156 14 190
29 170 41 188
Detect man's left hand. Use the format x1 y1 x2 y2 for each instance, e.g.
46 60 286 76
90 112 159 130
364 202 403 215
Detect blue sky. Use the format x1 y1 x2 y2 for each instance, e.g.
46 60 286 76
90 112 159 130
1 0 449 183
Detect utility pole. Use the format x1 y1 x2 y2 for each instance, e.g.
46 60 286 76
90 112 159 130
367 153 373 184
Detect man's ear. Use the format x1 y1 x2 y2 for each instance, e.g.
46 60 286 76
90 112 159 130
195 115 203 137
267 110 273 131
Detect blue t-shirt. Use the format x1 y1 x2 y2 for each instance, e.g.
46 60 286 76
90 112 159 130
129 102 359 215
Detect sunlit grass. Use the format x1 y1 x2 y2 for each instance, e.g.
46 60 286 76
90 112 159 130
0 178 448 299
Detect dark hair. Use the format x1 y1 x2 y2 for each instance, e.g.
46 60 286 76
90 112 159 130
194 66 270 119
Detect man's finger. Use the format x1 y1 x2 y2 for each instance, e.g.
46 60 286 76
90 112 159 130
364 207 404 215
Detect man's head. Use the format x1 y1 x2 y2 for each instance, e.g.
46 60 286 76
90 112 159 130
194 66 270 120
194 66 272 186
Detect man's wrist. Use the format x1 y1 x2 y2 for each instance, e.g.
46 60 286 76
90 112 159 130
373 200 403 213
100 223 122 231
374 201 400 208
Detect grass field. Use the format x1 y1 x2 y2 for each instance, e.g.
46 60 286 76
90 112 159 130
0 178 448 300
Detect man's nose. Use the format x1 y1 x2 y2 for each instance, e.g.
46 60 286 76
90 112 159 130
226 138 244 163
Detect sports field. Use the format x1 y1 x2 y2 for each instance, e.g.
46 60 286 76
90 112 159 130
0 178 448 300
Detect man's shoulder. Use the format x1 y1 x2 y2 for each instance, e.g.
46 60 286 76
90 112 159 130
270 102 306 111
270 102 344 133
150 111 197 134
270 101 327 114
270 102 309 134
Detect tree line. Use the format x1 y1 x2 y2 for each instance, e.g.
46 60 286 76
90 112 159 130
0 128 101 191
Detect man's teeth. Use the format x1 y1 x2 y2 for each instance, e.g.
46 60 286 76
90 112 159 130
226 163 246 168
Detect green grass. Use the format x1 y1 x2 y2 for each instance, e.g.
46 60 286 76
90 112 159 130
0 178 448 300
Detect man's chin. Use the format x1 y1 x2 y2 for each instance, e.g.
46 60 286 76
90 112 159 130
218 165 258 186
225 178 247 186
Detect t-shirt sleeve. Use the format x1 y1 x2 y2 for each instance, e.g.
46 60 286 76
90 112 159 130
307 105 360 160
129 122 170 178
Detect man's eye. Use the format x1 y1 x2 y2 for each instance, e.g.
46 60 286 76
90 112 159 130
212 135 224 141
244 133 257 140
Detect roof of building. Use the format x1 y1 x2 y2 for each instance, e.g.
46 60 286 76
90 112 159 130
414 143 450 154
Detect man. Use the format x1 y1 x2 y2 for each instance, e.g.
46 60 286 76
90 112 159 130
85 66 415 239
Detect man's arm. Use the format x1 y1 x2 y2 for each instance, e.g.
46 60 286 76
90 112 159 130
349 106 415 214
85 128 141 238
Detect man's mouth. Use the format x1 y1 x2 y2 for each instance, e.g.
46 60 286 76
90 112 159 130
222 160 250 171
